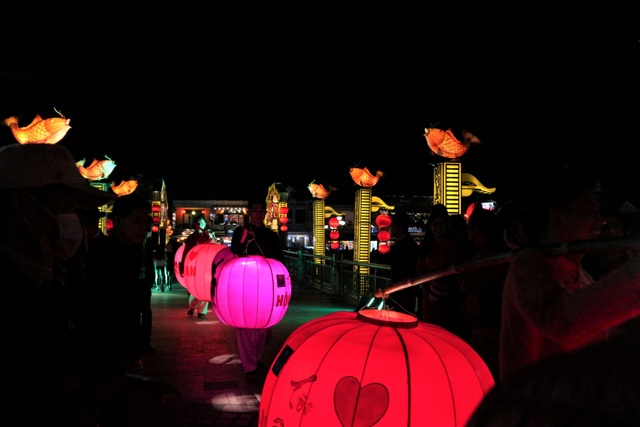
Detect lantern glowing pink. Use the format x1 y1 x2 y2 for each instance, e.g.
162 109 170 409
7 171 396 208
375 213 392 228
213 255 291 329
279 206 289 215
280 225 288 232
182 242 226 301
377 229 391 242
173 244 186 287
279 216 289 224
328 217 339 228
378 243 390 254
260 310 494 426
329 230 340 240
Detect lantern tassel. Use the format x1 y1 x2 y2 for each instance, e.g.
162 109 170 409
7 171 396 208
375 236 640 298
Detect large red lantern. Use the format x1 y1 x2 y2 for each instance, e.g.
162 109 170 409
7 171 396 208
329 230 340 240
279 206 289 215
182 242 227 301
260 310 494 426
279 216 289 224
378 243 390 254
330 241 339 250
173 244 186 287
377 229 391 242
213 255 292 329
328 217 340 228
375 213 392 228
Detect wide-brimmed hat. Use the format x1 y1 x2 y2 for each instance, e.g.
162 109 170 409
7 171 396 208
0 143 115 207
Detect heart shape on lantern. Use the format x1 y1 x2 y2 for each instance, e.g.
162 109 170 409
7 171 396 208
334 376 388 427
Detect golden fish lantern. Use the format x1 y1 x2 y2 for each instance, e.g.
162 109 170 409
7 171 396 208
349 167 383 187
111 179 138 196
3 109 71 144
76 156 117 181
308 181 336 199
424 128 481 159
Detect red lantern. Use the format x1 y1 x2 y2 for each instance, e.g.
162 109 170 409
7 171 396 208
151 204 161 213
152 216 160 224
329 230 340 240
330 241 339 250
378 243 390 254
279 216 289 224
173 244 186 287
377 229 391 242
280 206 289 215
280 225 288 232
375 213 392 228
260 310 494 426
182 242 227 301
151 225 159 233
213 255 292 329
328 217 340 228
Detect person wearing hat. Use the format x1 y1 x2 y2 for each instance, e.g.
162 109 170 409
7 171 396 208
0 143 115 424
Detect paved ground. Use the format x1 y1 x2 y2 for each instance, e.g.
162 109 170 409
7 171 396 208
119 279 354 426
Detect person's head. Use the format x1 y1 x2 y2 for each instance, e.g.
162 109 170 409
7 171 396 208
110 195 151 245
467 207 504 251
526 172 604 247
426 204 450 237
0 144 114 262
496 201 531 250
390 212 412 239
193 214 207 231
247 199 267 228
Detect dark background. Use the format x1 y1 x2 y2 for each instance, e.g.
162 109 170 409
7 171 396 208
2 5 639 206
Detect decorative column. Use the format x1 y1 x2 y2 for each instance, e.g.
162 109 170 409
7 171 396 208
433 161 462 215
353 187 372 295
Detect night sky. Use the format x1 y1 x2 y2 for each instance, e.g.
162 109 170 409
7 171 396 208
2 6 639 206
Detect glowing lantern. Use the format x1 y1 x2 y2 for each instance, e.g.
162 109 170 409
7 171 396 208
280 225 288 232
151 225 159 233
279 216 289 224
182 242 227 301
280 206 289 215
213 255 291 329
328 217 340 228
375 213 392 228
329 230 340 240
330 241 339 250
260 310 494 426
173 244 186 287
377 230 391 242
378 243 390 254
151 204 161 213
152 216 160 224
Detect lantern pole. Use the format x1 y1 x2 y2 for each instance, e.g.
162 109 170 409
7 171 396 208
375 236 640 298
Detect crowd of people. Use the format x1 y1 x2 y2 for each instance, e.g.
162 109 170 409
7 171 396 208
3 140 639 424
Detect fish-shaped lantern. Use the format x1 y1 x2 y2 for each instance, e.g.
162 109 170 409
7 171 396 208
349 166 383 187
111 179 138 196
424 128 481 159
3 109 71 144
76 156 117 181
308 181 336 199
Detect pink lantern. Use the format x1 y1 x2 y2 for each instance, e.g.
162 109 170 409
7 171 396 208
378 243 390 254
280 225 288 232
375 213 392 228
173 244 186 287
377 229 391 242
328 217 339 228
182 242 226 301
329 230 340 240
213 255 292 329
260 310 494 426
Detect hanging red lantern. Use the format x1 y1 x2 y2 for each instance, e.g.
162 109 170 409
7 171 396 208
213 255 292 329
260 310 494 426
375 213 392 228
330 241 339 250
151 204 161 213
151 225 159 233
182 242 227 301
280 206 289 215
377 229 391 242
280 225 288 232
173 244 186 287
279 216 289 224
378 243 390 254
152 215 160 224
329 230 340 240
328 217 340 228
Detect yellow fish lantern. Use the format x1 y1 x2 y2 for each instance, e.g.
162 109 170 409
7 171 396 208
111 179 138 196
3 109 71 144
424 127 481 159
308 181 336 199
76 156 117 181
349 166 383 187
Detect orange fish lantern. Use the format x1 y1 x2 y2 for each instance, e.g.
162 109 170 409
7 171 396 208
349 166 383 187
111 179 138 196
3 108 71 144
308 181 336 199
424 127 481 159
76 156 117 181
